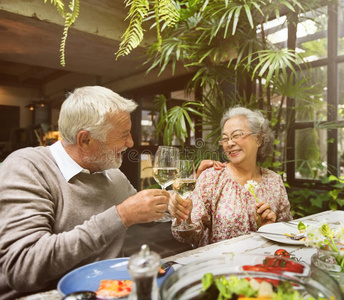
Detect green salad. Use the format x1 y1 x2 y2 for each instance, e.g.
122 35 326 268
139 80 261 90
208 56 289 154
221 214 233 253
201 273 318 300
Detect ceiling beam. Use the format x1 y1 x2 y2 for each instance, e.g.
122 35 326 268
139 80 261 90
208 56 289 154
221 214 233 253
0 0 156 45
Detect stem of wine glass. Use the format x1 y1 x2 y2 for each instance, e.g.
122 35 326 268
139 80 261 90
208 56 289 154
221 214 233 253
155 184 171 222
180 196 188 226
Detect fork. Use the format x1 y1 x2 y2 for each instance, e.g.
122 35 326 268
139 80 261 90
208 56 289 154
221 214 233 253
158 261 185 277
256 231 305 240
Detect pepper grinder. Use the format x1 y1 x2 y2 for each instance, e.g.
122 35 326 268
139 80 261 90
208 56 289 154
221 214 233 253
128 244 160 300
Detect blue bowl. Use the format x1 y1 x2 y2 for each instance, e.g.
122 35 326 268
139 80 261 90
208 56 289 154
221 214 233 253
58 258 173 297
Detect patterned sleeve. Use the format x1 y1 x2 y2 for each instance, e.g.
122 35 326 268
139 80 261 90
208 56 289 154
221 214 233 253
172 168 214 246
261 169 292 222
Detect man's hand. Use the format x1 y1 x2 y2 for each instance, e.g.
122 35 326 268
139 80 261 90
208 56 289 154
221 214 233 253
196 160 226 179
117 189 170 227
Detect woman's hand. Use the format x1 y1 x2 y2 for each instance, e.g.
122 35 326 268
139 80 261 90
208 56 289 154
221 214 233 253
256 202 276 226
168 192 192 224
196 160 226 179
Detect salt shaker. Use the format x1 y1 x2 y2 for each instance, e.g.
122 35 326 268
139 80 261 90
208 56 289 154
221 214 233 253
128 244 160 300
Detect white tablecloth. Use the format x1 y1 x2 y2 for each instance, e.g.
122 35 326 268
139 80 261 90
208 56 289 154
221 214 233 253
18 210 344 299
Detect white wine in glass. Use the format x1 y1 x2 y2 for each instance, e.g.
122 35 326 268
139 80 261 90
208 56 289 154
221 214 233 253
152 146 180 222
172 160 197 231
152 168 179 190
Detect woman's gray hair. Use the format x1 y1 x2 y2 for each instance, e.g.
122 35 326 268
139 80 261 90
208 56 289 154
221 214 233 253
58 86 138 144
220 107 274 163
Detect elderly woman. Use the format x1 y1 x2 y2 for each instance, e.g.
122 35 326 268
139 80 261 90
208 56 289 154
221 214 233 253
170 107 292 247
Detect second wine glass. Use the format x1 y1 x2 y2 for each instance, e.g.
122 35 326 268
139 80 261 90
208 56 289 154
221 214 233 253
152 146 180 222
172 160 197 231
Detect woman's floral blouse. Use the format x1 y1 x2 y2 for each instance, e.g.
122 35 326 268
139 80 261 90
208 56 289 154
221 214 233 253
172 167 292 247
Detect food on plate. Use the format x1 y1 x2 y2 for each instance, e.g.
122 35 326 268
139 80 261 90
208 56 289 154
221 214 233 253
243 255 305 275
95 279 132 298
199 254 309 299
201 273 316 299
158 266 166 275
297 221 307 232
274 249 290 258
283 221 307 242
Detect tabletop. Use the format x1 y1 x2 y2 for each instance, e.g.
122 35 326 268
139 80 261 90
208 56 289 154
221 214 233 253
18 209 344 300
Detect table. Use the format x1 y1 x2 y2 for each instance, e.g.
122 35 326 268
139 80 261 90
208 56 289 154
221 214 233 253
18 210 344 299
164 210 344 266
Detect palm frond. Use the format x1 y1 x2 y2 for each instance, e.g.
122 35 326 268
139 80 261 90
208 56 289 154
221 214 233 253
154 94 204 146
145 36 188 75
45 0 79 67
250 48 304 87
115 0 150 59
158 0 180 29
44 0 65 16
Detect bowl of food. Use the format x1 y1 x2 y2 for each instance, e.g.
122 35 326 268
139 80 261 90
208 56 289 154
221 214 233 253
160 253 343 299
58 257 174 299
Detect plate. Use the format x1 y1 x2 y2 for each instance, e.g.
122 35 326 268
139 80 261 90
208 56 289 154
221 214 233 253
258 222 304 245
57 258 174 297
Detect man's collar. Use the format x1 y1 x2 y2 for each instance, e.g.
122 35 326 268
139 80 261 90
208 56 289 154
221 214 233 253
49 141 111 182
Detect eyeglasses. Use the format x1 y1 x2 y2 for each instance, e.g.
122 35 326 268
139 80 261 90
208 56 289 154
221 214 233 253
219 131 253 145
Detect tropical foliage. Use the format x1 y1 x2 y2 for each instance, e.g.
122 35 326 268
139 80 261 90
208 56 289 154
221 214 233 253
153 94 204 146
288 175 344 218
44 0 80 66
116 0 180 58
143 0 330 170
45 0 340 215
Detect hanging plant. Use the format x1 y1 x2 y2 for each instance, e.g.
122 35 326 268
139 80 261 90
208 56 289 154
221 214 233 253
44 0 80 66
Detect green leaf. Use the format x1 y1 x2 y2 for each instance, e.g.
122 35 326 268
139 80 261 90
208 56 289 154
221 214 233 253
298 221 306 231
115 0 149 59
329 200 338 210
329 189 339 200
201 273 214 291
310 197 324 208
45 0 80 66
244 4 254 29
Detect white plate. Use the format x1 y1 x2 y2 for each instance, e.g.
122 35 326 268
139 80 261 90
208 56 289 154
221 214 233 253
258 222 304 245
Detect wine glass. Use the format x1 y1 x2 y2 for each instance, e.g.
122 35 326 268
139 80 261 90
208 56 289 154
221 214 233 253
152 146 180 222
172 160 197 231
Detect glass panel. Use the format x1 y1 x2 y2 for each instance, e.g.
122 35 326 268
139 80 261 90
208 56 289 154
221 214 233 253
338 0 344 55
339 128 344 176
338 63 344 120
140 153 156 190
295 128 327 179
296 7 328 62
141 110 158 146
264 16 288 48
295 67 327 122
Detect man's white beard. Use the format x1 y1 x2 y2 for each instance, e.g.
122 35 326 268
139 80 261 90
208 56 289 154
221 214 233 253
86 146 126 171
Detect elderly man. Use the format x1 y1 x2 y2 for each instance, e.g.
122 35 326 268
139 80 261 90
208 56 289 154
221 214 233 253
0 86 172 299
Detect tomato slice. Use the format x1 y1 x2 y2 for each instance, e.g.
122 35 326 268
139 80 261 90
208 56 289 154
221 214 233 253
263 257 284 268
274 249 290 258
243 256 304 275
284 260 304 273
242 265 268 272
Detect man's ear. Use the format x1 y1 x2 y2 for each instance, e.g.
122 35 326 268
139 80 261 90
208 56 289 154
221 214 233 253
77 131 92 149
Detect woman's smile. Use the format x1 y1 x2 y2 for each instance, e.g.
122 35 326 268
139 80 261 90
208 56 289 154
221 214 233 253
228 149 241 156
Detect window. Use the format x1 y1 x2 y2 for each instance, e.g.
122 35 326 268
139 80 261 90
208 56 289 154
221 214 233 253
286 0 344 184
141 110 158 146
